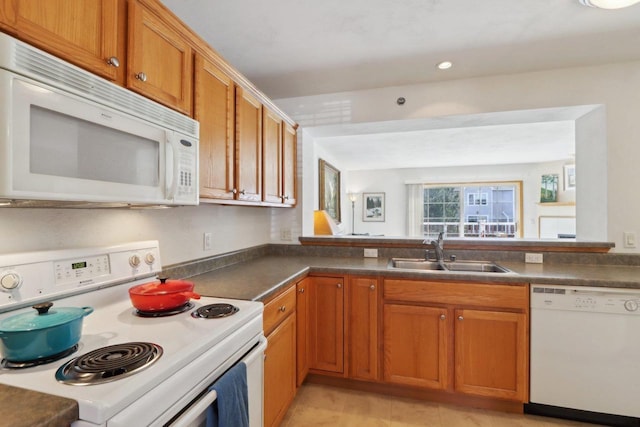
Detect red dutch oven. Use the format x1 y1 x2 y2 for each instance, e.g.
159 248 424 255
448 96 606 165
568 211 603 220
129 277 200 312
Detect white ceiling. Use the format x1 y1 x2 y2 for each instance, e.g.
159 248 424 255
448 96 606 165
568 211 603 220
161 1 623 170
162 0 640 99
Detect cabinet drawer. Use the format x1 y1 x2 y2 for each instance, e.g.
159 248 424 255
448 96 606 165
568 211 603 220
384 279 528 310
264 284 296 335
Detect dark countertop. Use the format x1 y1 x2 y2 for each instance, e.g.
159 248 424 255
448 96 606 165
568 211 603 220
186 255 640 302
0 384 78 427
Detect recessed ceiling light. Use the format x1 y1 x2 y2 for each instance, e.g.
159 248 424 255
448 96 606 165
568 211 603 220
579 0 640 9
436 61 453 70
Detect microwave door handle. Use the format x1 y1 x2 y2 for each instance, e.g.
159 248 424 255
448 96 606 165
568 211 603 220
169 389 218 427
166 138 179 201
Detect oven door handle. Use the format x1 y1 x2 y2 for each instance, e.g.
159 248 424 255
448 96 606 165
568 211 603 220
170 389 218 427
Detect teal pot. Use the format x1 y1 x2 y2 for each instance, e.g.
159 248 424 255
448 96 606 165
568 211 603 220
0 302 93 362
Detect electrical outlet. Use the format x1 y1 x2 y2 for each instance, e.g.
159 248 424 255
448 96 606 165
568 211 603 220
624 232 637 248
203 232 213 251
280 228 292 241
364 248 378 258
525 253 543 264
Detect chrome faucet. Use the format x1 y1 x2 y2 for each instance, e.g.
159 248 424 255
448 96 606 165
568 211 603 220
431 231 445 262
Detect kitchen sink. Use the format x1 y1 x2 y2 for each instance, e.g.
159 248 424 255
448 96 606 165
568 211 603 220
389 258 511 273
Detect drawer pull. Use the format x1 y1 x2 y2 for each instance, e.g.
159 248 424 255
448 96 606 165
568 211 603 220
440 314 446 320
458 315 464 321
279 306 286 312
298 288 305 293
135 72 147 82
370 284 376 290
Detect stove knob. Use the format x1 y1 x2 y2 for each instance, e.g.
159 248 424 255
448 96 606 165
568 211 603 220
1 271 22 290
624 300 638 312
129 255 141 268
144 253 155 265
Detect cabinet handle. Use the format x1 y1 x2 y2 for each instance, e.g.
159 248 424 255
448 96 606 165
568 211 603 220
232 188 238 195
239 189 246 195
458 315 464 321
298 288 305 293
369 284 375 291
279 306 286 312
283 195 289 200
135 72 148 82
106 56 120 68
336 283 342 289
440 314 446 320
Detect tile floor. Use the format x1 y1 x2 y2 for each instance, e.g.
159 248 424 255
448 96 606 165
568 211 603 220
281 383 600 427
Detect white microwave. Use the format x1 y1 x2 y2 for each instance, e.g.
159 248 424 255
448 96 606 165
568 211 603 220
0 33 199 207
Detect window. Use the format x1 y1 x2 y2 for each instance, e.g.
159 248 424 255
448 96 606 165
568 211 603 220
422 182 521 238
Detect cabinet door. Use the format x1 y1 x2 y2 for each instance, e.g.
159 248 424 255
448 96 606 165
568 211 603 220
309 276 344 373
454 308 528 401
296 278 310 387
383 304 448 389
262 107 282 204
127 0 192 114
264 313 296 427
234 86 262 202
281 123 297 206
0 0 123 82
348 276 379 381
194 55 235 200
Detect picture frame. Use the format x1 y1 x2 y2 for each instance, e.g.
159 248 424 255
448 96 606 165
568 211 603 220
564 164 576 191
318 159 341 223
540 174 559 203
363 192 385 222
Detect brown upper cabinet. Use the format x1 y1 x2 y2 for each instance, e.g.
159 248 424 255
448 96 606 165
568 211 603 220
0 0 125 82
235 86 263 202
127 0 193 115
262 107 283 204
282 123 297 206
194 54 235 200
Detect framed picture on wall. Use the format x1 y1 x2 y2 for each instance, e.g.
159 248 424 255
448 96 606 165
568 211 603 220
540 174 559 203
564 164 576 190
318 159 341 223
363 192 385 222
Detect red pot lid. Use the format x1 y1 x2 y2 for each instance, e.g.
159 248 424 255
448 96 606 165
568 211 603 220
129 277 194 296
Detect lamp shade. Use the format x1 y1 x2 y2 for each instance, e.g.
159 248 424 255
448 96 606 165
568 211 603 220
314 210 339 235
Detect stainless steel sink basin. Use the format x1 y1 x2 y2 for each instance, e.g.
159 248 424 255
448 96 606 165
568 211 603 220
389 258 510 273
389 259 446 270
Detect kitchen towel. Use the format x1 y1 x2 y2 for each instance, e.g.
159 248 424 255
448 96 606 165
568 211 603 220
206 361 249 427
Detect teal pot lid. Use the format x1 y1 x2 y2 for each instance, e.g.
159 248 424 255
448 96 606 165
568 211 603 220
0 302 93 332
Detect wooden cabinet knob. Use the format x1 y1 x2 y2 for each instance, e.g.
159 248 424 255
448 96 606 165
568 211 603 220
135 72 147 82
106 56 120 68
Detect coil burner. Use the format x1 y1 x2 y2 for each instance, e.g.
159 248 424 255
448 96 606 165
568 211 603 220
1 344 79 370
55 342 162 385
191 303 239 319
134 302 195 318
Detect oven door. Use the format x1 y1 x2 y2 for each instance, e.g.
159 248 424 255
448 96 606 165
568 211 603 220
169 337 266 427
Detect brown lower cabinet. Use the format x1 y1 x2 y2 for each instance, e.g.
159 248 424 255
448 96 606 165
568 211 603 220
263 284 297 427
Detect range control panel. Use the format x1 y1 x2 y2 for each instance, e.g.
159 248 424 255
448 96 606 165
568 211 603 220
531 285 640 315
0 241 161 312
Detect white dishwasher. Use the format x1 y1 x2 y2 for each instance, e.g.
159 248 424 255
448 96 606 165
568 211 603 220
528 284 640 426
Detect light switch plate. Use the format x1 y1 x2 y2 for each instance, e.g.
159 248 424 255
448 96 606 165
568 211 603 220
203 232 213 251
623 232 637 248
525 253 543 263
364 248 378 258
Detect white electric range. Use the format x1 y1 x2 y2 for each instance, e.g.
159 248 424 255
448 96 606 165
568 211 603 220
0 241 265 427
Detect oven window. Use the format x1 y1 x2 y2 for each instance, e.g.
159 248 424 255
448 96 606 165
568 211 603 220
29 106 159 186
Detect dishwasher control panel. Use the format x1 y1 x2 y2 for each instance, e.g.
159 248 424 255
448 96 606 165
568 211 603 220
531 284 640 315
